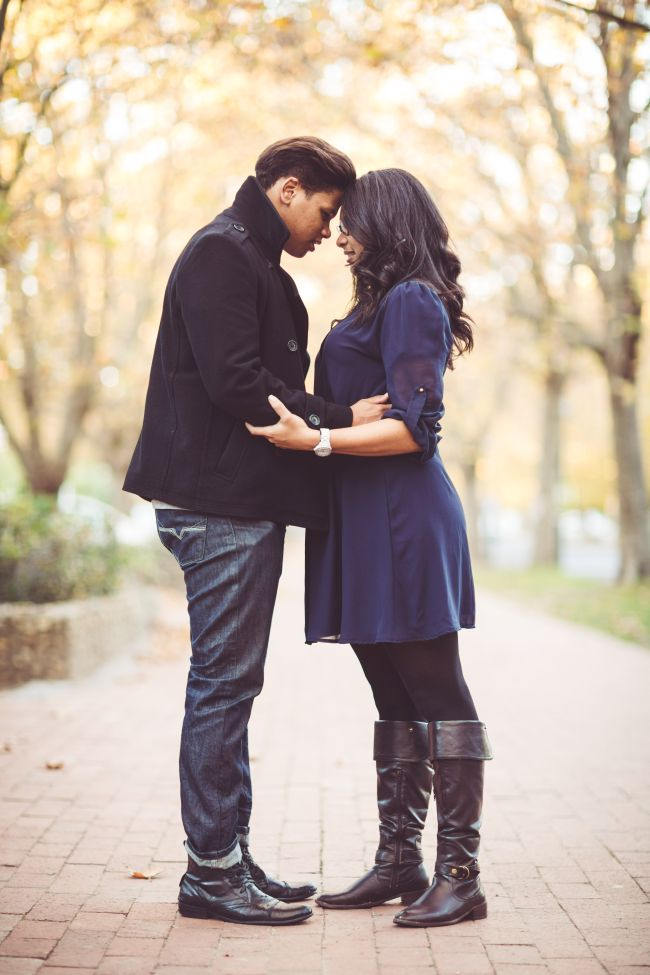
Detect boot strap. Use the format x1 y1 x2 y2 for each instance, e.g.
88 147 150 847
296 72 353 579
439 859 480 881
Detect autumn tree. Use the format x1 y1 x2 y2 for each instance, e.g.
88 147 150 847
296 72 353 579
327 0 650 579
495 0 650 579
0 0 234 493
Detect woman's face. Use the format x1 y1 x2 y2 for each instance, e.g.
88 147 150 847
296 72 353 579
336 220 364 267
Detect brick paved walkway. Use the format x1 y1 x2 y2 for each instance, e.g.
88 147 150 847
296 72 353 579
1 529 649 974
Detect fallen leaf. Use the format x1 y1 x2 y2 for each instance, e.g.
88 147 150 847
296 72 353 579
129 869 161 880
45 760 64 770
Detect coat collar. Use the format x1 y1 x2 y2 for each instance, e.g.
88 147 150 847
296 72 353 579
225 176 290 264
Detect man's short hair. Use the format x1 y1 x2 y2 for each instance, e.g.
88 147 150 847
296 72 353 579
255 136 356 194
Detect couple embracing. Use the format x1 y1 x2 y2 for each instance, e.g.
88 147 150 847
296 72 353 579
124 136 493 929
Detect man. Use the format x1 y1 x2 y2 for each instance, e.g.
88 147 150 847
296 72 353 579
123 137 389 925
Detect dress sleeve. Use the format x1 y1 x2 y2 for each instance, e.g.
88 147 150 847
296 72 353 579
379 281 451 462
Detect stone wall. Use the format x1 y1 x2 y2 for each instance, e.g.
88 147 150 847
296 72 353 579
0 586 158 688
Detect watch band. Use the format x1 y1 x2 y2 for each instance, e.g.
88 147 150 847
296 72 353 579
314 427 332 457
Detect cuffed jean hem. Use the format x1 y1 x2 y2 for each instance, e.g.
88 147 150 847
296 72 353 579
184 838 242 869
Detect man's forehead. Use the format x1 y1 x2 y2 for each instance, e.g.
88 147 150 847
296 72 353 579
315 188 343 212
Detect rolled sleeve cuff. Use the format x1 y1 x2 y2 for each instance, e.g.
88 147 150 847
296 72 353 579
384 388 440 463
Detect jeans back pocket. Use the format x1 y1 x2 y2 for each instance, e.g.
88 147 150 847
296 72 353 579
155 511 208 568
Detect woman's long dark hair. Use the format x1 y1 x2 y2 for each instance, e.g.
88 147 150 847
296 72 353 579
339 169 474 365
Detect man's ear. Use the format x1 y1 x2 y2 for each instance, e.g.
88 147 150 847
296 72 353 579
278 176 300 205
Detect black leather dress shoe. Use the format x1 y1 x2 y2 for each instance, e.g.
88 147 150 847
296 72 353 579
241 847 317 902
178 857 312 925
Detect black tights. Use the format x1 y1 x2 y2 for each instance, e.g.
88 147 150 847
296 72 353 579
352 631 478 723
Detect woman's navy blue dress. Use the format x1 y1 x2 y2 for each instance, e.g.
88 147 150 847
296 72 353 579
305 280 475 645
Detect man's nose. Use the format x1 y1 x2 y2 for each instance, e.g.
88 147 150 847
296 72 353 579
322 224 332 239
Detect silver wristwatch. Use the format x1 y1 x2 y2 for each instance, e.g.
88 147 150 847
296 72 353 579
313 427 332 457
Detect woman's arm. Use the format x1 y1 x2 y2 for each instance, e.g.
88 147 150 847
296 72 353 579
332 417 419 456
245 395 419 456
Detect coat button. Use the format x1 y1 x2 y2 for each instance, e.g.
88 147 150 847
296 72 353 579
232 222 245 232
308 413 320 427
287 339 299 352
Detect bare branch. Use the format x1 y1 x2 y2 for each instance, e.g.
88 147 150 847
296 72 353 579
0 78 67 196
542 0 650 32
0 0 12 50
54 175 97 466
560 318 606 358
497 0 606 289
0 0 25 95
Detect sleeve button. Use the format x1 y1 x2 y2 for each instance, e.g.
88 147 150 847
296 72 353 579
287 339 299 352
308 413 321 426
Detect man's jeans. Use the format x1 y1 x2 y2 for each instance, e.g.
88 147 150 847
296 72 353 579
155 510 285 863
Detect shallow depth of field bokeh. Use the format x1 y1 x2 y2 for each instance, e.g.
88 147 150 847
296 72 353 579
0 0 648 642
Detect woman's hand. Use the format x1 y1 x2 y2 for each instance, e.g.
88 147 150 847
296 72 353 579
351 392 392 425
245 395 320 451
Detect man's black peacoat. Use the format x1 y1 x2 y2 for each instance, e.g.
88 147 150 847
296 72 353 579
123 176 352 529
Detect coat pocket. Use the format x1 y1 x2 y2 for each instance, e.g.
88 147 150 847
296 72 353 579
202 415 248 482
155 511 208 568
215 422 247 480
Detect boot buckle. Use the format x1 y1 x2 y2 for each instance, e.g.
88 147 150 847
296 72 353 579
449 863 472 880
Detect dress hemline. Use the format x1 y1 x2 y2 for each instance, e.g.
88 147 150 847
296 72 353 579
304 617 476 646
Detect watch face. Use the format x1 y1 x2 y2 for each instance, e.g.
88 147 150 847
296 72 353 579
315 446 332 457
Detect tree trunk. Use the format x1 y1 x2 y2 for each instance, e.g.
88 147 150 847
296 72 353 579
533 367 565 566
601 239 649 580
606 371 650 581
23 456 66 496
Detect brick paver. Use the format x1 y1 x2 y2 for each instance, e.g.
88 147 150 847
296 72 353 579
1 528 649 973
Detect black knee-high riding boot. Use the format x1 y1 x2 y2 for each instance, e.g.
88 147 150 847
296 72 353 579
317 721 432 909
394 720 492 927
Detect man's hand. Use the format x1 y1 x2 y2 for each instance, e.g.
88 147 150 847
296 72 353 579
245 395 319 450
351 392 392 426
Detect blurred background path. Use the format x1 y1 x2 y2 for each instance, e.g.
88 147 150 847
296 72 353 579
0 530 649 975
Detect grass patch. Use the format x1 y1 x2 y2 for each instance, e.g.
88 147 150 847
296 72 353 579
475 565 650 648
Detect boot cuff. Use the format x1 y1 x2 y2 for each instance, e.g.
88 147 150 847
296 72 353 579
429 721 493 760
373 720 429 761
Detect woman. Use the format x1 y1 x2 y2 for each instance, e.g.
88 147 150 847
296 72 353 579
246 169 492 928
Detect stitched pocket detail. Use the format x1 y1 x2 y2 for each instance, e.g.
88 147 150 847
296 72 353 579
155 513 208 568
